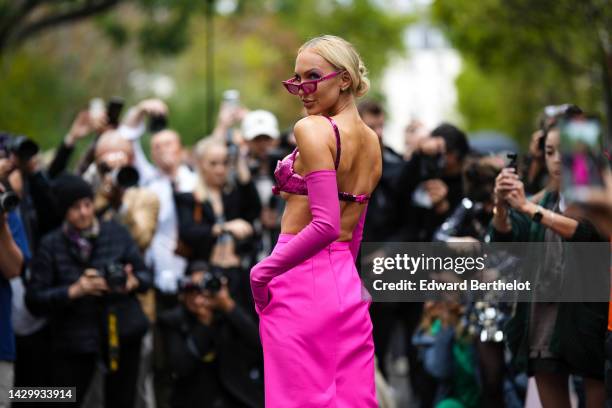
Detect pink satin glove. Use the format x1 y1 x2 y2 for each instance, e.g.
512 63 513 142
250 169 340 314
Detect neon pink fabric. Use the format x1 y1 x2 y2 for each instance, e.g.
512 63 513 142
271 116 370 203
250 167 376 406
250 169 340 314
257 235 376 407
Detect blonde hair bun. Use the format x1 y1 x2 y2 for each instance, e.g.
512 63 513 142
299 35 369 98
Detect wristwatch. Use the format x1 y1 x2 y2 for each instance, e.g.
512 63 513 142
532 205 544 224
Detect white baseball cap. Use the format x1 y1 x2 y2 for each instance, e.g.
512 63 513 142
241 110 280 141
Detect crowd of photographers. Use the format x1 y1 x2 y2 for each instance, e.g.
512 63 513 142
0 95 611 408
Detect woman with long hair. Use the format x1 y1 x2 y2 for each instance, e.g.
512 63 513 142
491 109 607 408
174 137 261 305
249 35 382 406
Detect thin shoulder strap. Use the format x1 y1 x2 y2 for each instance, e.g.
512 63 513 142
290 146 299 160
323 116 341 170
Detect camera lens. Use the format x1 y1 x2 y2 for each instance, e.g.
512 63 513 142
0 191 19 213
203 272 222 294
115 166 139 188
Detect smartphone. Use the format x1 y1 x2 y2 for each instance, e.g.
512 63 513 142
506 152 518 172
222 89 240 160
106 97 124 128
148 114 168 133
223 89 240 107
89 98 106 123
560 117 607 204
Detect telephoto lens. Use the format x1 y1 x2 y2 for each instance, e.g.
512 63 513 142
0 190 20 213
112 166 140 188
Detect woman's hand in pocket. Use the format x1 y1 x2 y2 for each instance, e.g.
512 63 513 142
250 263 270 314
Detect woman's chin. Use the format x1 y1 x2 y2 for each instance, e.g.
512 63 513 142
304 106 318 115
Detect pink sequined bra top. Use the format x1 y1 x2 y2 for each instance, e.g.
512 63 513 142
272 116 370 203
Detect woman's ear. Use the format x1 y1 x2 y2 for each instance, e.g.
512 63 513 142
340 71 352 92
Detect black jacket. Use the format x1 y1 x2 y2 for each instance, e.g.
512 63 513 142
25 220 152 354
174 179 262 263
363 145 404 243
394 152 464 242
158 305 264 408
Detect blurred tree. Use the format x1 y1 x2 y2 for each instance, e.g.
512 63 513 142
432 0 612 143
0 0 203 56
0 0 411 150
0 0 121 53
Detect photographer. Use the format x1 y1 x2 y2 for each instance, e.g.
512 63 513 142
0 132 62 251
118 99 198 408
25 174 152 408
158 262 263 407
174 137 261 275
395 123 470 242
0 179 27 408
239 110 287 261
490 110 607 407
357 100 404 243
119 98 198 296
86 130 160 253
432 156 525 407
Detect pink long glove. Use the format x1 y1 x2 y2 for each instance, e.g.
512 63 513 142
349 202 368 262
250 169 340 314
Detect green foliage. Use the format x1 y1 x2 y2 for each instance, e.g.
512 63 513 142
0 0 411 150
0 53 85 149
432 0 612 145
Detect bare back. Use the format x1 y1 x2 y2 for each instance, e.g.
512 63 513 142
279 114 382 241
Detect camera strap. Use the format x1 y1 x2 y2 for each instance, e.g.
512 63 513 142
107 305 120 372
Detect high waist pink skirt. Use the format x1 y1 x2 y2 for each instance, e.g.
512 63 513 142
258 233 378 407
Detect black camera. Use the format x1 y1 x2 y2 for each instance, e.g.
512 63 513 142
0 190 19 213
98 163 140 188
178 269 225 295
102 262 127 292
419 153 446 180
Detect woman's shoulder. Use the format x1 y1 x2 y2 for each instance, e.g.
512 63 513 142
293 115 335 139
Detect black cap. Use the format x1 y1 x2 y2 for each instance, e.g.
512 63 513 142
52 174 94 217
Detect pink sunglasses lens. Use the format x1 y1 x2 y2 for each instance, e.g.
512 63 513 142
302 82 317 95
284 83 300 95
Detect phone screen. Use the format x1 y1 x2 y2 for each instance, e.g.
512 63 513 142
560 117 608 204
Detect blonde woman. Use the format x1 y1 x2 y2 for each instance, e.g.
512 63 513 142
250 35 382 406
174 137 261 272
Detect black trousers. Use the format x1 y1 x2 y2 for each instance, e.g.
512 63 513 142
14 326 52 388
370 302 432 404
51 339 142 408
